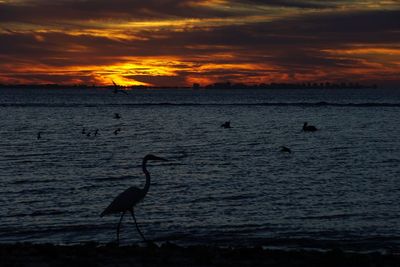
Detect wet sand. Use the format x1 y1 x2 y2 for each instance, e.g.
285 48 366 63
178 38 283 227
1 243 399 267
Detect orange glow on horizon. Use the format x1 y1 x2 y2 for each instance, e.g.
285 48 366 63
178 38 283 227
1 1 399 87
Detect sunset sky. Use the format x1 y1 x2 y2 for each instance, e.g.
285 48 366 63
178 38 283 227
0 0 399 87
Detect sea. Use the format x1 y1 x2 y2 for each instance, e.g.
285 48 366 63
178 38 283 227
0 87 399 252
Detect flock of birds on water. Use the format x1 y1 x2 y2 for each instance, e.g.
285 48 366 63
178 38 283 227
35 81 319 245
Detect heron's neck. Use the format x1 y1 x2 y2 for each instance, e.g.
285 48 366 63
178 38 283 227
142 158 150 194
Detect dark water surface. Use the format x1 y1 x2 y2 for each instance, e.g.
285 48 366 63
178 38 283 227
0 87 399 252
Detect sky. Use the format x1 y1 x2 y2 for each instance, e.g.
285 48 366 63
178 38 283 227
0 0 399 87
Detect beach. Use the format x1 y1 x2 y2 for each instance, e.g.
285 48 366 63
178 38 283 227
1 243 399 267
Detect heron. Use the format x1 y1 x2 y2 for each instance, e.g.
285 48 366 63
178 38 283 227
100 154 167 245
303 122 318 132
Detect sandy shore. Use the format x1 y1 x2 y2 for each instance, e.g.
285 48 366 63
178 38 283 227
1 243 399 267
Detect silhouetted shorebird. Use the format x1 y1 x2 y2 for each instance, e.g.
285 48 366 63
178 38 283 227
303 122 317 132
37 132 42 140
114 113 121 119
280 146 291 153
221 121 231 128
101 154 167 245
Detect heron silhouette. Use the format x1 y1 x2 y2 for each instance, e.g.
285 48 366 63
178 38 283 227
100 154 167 245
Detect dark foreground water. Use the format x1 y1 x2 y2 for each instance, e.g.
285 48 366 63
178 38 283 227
0 87 399 252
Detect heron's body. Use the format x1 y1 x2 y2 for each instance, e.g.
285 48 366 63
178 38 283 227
101 154 166 244
101 187 145 216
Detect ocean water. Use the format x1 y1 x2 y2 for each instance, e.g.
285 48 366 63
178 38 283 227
0 87 399 252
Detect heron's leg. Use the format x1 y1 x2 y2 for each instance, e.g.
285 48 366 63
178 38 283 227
130 208 147 242
116 211 125 245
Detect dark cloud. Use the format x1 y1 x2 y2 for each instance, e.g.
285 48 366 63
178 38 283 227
0 1 399 85
234 0 342 9
0 0 233 23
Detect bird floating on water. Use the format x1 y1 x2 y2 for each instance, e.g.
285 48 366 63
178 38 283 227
114 128 121 135
114 113 121 119
221 121 231 128
280 146 291 153
100 154 167 245
303 122 318 132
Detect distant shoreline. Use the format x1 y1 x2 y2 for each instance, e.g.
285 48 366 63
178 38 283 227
1 243 399 267
0 82 378 90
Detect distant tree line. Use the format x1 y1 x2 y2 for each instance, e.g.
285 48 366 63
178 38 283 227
199 81 378 89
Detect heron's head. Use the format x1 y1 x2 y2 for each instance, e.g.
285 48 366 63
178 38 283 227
144 154 168 162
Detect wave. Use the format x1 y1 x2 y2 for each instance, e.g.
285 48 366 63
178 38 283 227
1 102 400 108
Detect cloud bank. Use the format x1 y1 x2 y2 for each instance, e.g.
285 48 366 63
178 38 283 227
0 0 399 86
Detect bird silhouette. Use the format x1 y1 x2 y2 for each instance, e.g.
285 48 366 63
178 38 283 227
114 113 121 119
221 121 231 128
100 154 167 245
302 122 318 132
114 128 121 135
280 146 291 153
112 80 129 95
37 132 42 140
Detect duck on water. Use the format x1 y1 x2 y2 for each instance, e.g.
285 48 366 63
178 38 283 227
303 122 318 132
